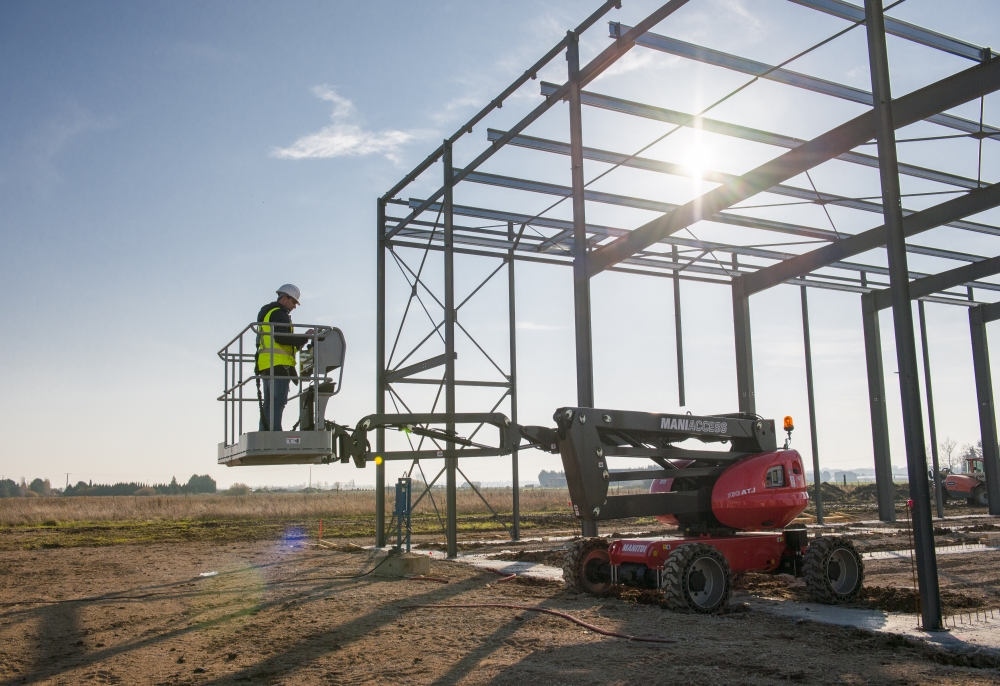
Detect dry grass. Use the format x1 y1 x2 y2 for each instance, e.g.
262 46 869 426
0 488 573 526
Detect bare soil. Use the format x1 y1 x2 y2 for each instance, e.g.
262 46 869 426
2 534 1000 685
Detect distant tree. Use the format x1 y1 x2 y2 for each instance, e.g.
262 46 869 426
186 474 217 494
168 477 181 495
0 479 18 498
134 487 157 496
940 437 959 472
225 483 252 496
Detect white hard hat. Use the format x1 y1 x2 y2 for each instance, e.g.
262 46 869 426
276 284 301 302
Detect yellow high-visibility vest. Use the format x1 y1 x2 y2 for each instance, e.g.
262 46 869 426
257 307 297 370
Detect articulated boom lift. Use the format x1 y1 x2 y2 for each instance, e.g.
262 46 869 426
523 407 864 613
218 324 862 614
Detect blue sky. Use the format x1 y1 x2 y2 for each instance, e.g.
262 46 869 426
1 0 998 490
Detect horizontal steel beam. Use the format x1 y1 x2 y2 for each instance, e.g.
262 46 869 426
539 82 986 190
458 169 1000 284
979 301 1000 324
588 55 1000 275
385 353 456 383
788 0 997 63
486 129 1000 238
744 183 1000 295
872 254 1000 310
614 23 1000 138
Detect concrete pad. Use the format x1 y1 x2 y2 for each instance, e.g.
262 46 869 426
373 552 430 577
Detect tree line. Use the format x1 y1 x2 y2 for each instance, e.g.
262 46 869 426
0 475 217 497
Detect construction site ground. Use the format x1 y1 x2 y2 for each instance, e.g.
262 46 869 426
1 507 999 685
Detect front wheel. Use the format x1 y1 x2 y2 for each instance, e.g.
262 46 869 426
563 538 612 594
971 485 988 507
661 543 732 614
803 536 864 604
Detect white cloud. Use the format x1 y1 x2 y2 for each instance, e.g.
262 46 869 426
516 321 565 331
271 86 420 163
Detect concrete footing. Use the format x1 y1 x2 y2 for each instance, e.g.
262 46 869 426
374 552 431 577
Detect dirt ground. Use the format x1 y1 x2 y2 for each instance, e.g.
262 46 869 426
2 531 1000 685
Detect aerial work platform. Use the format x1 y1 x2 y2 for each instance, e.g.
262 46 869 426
217 321 346 466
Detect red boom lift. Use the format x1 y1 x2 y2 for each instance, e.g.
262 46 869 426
520 408 864 614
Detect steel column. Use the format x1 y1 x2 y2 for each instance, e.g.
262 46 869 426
732 276 755 414
376 198 387 547
865 0 941 630
673 245 686 406
800 287 823 524
969 306 1000 515
508 221 520 540
918 301 945 518
568 32 598 539
443 141 458 558
861 292 895 522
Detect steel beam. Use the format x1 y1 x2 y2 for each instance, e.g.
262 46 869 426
508 221 520 540
673 245 686 407
744 184 1000 295
540 82 987 190
918 301 945 518
443 141 458 559
861 292 895 522
865 0 941 630
969 305 1000 516
568 32 599 540
461 165 1000 273
789 0 997 63
376 199 387 547
589 56 1000 276
732 276 755 413
872 253 1000 310
485 130 1000 238
800 287 823 524
614 23 1000 138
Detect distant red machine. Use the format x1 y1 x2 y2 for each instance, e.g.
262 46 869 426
939 457 989 506
522 409 863 613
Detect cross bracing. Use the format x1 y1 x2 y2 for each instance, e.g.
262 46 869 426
376 0 1000 628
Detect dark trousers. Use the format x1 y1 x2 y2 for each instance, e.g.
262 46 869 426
260 376 291 431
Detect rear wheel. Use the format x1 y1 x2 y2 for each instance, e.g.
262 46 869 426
661 543 732 614
563 538 612 594
804 536 863 604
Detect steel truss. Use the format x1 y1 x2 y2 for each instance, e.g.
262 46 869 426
377 0 1000 630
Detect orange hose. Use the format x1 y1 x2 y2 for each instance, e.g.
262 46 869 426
402 603 676 644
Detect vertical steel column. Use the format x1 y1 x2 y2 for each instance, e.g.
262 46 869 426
673 245 686 407
864 0 942 630
969 306 1000 515
508 221 520 540
376 198 387 547
800 287 823 525
862 292 895 522
918 301 945 519
732 276 755 414
443 140 458 558
567 32 598 539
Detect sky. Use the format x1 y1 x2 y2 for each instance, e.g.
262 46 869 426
1 0 998 491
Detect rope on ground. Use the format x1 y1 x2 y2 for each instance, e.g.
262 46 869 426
402 603 677 644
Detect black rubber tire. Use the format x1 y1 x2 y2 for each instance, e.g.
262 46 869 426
563 538 611 594
660 543 732 614
803 536 864 604
972 485 988 507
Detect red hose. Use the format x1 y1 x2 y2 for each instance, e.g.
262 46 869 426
402 603 677 644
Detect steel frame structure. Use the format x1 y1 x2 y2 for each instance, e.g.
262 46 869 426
376 0 999 629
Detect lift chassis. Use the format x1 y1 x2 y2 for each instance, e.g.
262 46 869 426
524 407 864 613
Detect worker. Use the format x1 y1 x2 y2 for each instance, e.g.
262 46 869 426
256 284 312 431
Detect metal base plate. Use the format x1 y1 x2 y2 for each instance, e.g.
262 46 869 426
218 431 334 466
